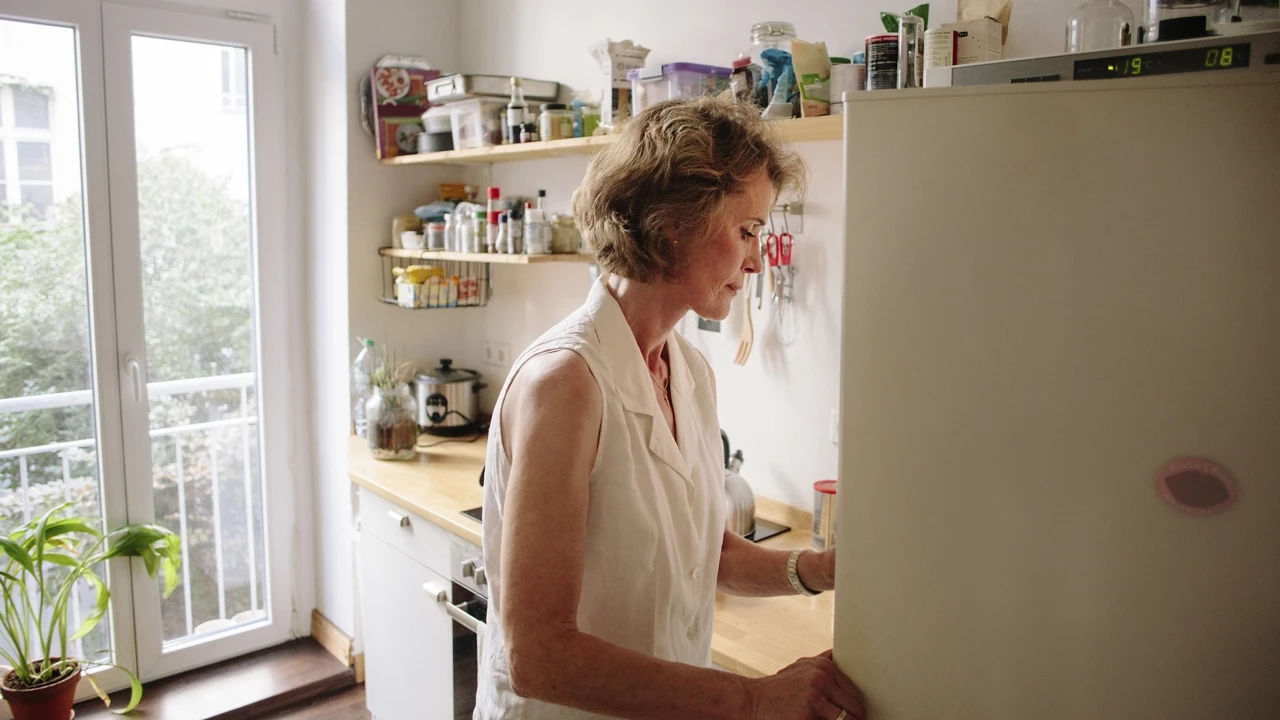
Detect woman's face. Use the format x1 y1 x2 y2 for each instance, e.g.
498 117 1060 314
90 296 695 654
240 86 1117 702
674 170 772 321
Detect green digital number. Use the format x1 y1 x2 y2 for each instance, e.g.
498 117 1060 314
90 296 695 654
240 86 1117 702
1221 47 1234 67
1129 57 1143 75
1205 49 1219 67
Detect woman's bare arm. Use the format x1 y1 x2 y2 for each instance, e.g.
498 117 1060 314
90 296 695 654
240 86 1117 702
716 530 835 597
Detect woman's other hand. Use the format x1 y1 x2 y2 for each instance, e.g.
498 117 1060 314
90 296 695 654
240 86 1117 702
745 650 865 720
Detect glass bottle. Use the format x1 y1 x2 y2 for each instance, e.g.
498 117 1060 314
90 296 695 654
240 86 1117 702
507 77 527 144
472 210 486 253
365 384 418 460
1067 0 1136 51
351 338 375 438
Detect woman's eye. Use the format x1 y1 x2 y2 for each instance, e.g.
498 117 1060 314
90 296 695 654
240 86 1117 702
741 228 757 240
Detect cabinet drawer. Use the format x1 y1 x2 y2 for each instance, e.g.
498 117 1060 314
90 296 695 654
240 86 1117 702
358 487 450 573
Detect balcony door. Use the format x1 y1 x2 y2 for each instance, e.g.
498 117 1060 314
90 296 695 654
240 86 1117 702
0 0 295 703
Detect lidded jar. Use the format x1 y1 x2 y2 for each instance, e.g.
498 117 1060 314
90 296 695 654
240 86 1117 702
749 21 797 68
1066 0 1136 52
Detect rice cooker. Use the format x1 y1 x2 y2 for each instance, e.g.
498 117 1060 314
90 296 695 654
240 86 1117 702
414 359 484 435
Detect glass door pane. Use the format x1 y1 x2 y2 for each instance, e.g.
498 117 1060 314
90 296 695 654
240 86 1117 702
0 14 113 666
128 35 268 649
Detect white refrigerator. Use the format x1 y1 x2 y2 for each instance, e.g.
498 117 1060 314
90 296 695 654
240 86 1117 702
834 75 1280 719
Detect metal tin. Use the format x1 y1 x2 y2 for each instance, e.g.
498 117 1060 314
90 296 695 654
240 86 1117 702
426 73 560 104
414 359 483 433
866 34 899 90
812 479 838 550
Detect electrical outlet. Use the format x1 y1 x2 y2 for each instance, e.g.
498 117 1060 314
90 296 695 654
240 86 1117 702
483 341 510 366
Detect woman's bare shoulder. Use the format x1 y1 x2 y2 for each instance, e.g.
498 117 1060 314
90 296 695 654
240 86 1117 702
502 349 603 450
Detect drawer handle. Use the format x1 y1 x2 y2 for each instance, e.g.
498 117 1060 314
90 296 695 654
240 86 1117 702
424 582 486 634
387 509 410 528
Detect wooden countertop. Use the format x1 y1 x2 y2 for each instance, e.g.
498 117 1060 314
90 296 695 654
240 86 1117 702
348 435 833 678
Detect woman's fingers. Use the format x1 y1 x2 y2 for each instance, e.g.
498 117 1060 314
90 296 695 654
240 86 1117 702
815 650 866 719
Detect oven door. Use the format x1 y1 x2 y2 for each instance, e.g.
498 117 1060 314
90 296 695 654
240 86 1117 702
428 580 487 719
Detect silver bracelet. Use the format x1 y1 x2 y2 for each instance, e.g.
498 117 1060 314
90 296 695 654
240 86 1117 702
787 549 820 596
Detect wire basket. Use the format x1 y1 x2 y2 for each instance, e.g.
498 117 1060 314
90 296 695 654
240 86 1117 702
379 253 491 309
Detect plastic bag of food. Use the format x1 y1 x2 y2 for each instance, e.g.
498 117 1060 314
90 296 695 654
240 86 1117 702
791 39 832 117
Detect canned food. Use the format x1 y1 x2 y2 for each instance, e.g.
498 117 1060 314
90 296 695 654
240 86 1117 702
812 479 838 550
865 34 899 91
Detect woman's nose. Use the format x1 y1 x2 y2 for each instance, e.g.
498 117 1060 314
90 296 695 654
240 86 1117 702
745 238 763 273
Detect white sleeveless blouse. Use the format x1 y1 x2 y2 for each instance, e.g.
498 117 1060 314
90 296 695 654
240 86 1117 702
473 277 726 719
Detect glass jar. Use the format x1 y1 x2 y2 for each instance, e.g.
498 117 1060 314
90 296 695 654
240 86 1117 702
1066 0 1135 52
365 384 418 460
549 213 583 254
749 21 797 68
539 103 573 141
1143 0 1232 41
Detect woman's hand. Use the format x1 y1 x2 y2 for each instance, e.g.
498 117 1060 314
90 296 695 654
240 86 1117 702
745 650 866 720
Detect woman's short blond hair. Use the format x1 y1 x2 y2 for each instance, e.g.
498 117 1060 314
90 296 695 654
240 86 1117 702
571 96 805 283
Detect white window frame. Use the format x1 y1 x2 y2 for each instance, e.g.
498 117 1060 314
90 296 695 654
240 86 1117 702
99 0 298 680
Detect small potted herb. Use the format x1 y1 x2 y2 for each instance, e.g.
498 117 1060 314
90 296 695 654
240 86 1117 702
366 352 419 460
0 503 181 719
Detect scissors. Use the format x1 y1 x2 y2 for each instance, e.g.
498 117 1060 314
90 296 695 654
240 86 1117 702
765 231 793 301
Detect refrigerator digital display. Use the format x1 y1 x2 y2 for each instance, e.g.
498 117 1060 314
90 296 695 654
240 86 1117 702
1073 43 1251 80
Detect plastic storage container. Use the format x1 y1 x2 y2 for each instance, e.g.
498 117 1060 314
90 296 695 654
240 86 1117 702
447 98 505 150
626 63 732 117
417 105 454 153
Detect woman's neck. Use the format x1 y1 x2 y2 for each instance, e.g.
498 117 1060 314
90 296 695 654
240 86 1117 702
605 274 686 372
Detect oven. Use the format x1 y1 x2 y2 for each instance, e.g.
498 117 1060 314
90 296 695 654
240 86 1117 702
428 534 487 719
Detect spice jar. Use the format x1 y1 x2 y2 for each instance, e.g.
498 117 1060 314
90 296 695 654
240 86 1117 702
549 213 582 254
539 103 573 141
365 384 418 460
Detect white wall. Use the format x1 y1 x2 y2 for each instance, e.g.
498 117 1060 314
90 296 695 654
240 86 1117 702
433 0 1087 509
322 0 1120 631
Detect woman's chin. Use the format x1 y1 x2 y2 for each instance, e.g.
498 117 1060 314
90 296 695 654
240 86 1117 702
694 300 733 322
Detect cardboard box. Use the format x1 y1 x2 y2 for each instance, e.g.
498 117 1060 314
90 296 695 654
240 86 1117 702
938 16 1003 65
370 66 441 159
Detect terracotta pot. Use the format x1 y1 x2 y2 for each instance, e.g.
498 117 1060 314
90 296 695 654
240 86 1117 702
1 660 80 720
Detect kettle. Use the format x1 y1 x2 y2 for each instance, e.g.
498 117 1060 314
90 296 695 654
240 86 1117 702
721 430 756 537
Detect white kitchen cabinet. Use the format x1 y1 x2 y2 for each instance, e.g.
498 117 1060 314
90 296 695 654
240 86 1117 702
357 487 456 718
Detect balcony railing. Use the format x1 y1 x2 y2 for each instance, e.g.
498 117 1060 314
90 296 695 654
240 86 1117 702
0 372 262 644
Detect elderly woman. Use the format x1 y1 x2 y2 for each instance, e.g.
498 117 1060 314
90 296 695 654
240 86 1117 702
476 97 864 720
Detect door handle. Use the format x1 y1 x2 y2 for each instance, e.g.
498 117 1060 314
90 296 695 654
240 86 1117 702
387 509 410 528
423 582 486 634
124 354 144 402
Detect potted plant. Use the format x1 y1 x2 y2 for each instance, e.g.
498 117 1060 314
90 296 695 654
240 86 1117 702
366 352 419 461
0 502 181 719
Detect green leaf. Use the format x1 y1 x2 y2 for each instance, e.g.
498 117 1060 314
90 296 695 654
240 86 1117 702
40 552 79 568
0 536 36 576
69 572 109 641
77 659 143 714
41 518 100 543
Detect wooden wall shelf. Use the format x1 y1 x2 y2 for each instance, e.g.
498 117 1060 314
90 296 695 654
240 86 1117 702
379 247 596 265
380 114 842 166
